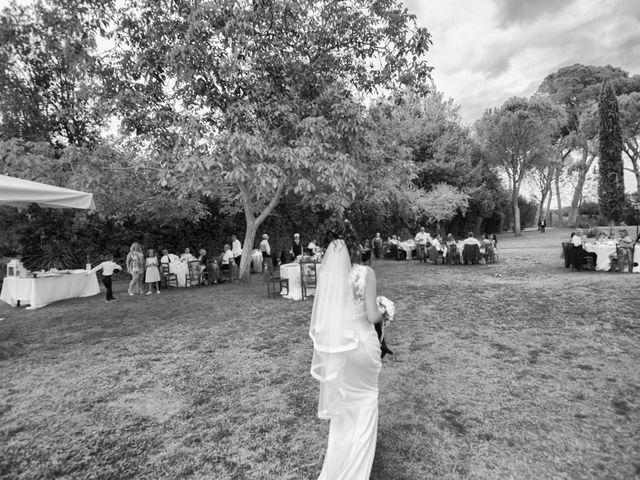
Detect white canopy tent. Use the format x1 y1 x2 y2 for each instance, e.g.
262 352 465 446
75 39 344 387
0 174 96 210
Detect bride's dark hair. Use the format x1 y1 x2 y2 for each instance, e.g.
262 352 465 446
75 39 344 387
322 218 359 262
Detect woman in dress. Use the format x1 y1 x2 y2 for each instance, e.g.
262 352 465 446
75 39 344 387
310 220 382 480
126 242 145 295
144 249 161 294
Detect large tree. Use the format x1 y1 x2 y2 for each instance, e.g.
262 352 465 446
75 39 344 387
598 79 625 223
536 64 631 226
475 96 563 236
619 92 640 193
112 0 433 279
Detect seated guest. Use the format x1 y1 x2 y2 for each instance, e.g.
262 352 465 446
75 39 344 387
197 249 213 285
609 229 635 271
462 232 481 264
445 234 459 264
160 249 179 264
388 235 400 260
570 228 596 271
427 234 444 263
180 248 194 261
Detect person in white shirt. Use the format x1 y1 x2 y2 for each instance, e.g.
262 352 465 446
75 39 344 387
414 227 431 263
462 232 481 246
87 254 122 302
180 248 194 261
160 249 179 264
260 234 272 270
221 244 239 281
231 234 242 268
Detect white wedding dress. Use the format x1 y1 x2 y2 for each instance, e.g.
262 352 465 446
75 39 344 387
316 264 382 480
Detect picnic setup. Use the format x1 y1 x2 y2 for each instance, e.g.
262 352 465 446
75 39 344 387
1 1 639 479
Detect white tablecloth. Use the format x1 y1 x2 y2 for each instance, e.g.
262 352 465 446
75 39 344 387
251 250 263 272
398 241 416 258
584 243 640 272
280 263 302 300
169 262 189 287
0 271 100 309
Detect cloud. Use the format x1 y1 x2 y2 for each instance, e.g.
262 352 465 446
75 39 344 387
493 0 577 28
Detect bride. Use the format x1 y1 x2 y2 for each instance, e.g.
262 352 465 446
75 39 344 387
309 220 383 479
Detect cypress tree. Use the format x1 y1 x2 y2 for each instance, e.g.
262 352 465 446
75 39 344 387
598 79 625 223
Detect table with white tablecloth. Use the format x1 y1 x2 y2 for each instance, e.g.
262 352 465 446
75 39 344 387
168 261 189 287
0 271 100 309
398 241 416 259
251 250 263 273
584 242 640 272
279 263 302 300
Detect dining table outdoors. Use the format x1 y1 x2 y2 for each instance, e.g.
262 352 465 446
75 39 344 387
584 242 640 272
398 240 416 259
279 261 320 301
251 249 263 273
0 270 100 309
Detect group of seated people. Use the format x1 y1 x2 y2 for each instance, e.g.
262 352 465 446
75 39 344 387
383 230 498 264
159 243 241 285
567 228 636 272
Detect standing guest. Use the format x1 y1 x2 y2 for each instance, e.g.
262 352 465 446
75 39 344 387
260 234 272 270
126 242 145 296
540 217 547 233
87 254 122 302
231 234 243 269
160 249 179 264
414 227 431 263
180 248 194 261
221 244 238 281
291 233 303 258
144 249 161 294
372 233 383 260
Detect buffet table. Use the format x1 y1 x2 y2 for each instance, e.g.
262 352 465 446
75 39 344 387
251 250 263 273
0 271 100 309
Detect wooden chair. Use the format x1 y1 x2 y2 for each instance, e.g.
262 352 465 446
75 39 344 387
445 244 460 265
300 261 318 300
610 245 634 273
265 266 289 298
484 244 497 264
462 244 481 265
185 260 202 287
160 263 178 288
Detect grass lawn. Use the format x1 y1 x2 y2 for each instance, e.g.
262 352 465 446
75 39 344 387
1 227 639 479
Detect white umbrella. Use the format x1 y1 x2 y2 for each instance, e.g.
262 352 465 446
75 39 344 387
0 174 96 210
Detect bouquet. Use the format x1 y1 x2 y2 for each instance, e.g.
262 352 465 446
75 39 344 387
376 295 395 327
375 295 395 358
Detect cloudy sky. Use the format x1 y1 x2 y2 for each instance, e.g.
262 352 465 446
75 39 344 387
402 0 640 125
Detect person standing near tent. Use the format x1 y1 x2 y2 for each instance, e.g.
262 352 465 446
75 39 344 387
126 242 145 296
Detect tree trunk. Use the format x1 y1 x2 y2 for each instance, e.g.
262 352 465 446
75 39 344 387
623 143 640 196
237 178 286 281
512 180 521 236
545 189 553 226
567 152 596 226
555 165 563 227
239 220 259 282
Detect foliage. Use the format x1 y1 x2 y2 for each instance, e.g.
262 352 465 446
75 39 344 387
618 92 640 190
597 79 625 223
111 0 433 279
475 96 564 235
0 0 114 146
